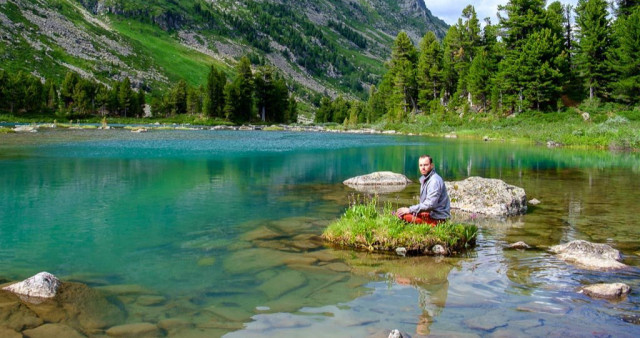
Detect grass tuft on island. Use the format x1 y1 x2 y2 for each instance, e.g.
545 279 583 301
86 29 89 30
322 198 477 256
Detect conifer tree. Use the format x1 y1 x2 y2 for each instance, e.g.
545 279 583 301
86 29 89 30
61 71 79 110
575 0 612 100
417 31 443 112
388 31 418 119
611 7 640 103
170 79 188 115
118 77 134 117
234 56 254 121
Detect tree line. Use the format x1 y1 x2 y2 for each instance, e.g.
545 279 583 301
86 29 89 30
317 0 640 123
152 56 296 123
0 56 296 123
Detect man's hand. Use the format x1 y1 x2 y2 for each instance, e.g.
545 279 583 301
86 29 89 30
396 207 410 216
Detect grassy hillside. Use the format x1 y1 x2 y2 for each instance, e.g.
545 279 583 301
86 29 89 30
0 0 448 112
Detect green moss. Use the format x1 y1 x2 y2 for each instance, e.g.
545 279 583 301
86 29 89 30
0 127 15 134
322 198 477 255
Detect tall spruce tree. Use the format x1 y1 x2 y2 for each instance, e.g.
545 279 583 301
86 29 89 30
234 56 254 122
575 0 612 100
417 31 443 112
611 6 640 103
388 32 418 120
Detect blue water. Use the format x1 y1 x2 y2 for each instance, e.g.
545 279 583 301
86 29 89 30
1 128 640 337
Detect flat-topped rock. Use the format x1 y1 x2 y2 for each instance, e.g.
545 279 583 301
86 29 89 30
446 177 527 216
343 171 411 194
580 283 631 300
550 240 627 270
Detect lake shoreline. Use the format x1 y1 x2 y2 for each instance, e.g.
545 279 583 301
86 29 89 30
2 118 638 152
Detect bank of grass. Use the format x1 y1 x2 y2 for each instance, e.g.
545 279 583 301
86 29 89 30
0 127 14 134
322 198 477 255
383 106 640 150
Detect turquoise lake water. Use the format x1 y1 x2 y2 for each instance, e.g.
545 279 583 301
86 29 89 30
1 129 640 337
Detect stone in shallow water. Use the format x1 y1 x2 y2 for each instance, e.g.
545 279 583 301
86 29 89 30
105 322 160 337
0 294 43 331
222 248 295 274
516 301 569 315
196 257 216 266
22 323 85 338
56 282 126 331
321 262 351 273
463 312 508 331
258 270 308 300
579 283 631 300
508 241 530 249
549 240 626 270
136 295 167 306
204 305 253 322
2 272 60 300
269 217 315 234
241 226 283 241
95 284 156 296
446 177 527 216
157 318 193 331
343 172 411 194
0 326 21 338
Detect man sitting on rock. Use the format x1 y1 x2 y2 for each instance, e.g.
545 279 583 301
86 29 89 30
395 155 450 226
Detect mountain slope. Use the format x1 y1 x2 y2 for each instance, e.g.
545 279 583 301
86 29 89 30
0 0 448 112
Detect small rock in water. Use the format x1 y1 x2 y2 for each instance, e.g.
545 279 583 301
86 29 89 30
509 241 531 249
395 247 407 257
432 245 446 255
528 198 541 205
255 306 270 311
549 240 626 270
2 272 60 299
388 329 403 338
579 283 631 300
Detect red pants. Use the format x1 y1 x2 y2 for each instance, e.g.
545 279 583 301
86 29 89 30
402 212 444 226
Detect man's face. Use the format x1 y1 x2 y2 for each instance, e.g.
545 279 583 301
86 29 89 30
419 158 433 176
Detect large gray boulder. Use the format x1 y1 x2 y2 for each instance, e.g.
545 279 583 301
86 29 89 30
445 177 527 216
343 171 411 194
2 272 60 299
550 240 627 270
580 283 631 300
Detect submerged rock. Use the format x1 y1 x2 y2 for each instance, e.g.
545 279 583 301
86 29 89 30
2 272 60 300
509 241 531 249
22 323 85 338
549 240 627 270
343 171 411 194
105 322 160 337
579 283 631 300
528 198 541 205
445 177 527 216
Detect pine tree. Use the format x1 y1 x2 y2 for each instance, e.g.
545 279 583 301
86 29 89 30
171 79 188 115
234 56 254 122
61 71 79 110
118 78 134 117
575 0 612 100
611 7 640 103
468 49 492 110
205 65 226 117
388 32 418 118
417 31 443 112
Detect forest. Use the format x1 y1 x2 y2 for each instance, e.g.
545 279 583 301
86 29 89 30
316 0 640 124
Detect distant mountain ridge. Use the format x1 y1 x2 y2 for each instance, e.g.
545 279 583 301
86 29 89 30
0 0 448 109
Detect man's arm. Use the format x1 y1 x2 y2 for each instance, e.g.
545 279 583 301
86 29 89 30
408 179 443 213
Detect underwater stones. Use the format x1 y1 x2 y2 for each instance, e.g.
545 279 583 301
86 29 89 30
321 262 351 273
579 283 631 300
0 297 43 331
343 171 411 194
204 305 253 323
516 301 570 315
105 322 160 337
291 234 323 251
2 272 60 300
549 240 627 270
136 295 166 306
0 326 21 338
528 198 541 205
395 247 407 256
196 257 216 267
222 248 292 274
157 318 193 331
95 284 156 296
258 270 307 300
241 226 283 241
445 177 527 216
22 323 85 338
463 312 508 331
55 282 126 331
269 217 316 234
387 329 403 338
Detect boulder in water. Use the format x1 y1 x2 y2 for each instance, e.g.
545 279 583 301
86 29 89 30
2 272 60 300
579 283 631 300
445 177 527 216
549 240 627 270
343 171 411 194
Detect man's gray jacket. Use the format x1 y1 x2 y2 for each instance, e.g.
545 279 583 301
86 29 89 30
408 170 451 219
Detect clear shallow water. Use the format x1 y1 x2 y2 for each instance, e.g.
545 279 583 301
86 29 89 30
1 129 640 337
